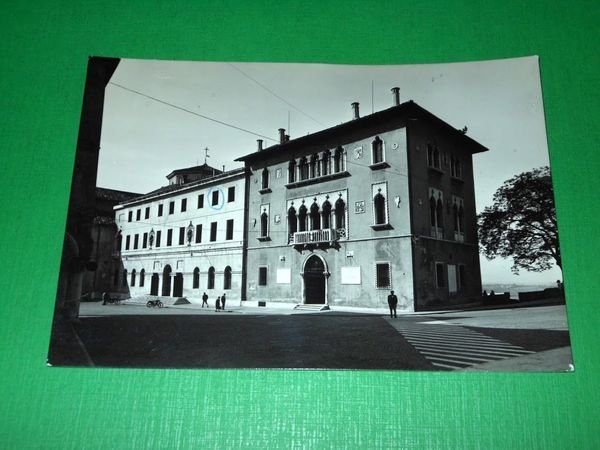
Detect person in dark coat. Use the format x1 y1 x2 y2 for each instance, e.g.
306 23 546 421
202 292 209 308
102 292 109 305
387 290 398 318
216 296 221 312
221 293 226 310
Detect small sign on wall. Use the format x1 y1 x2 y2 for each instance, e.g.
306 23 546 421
355 201 365 214
276 268 291 284
341 266 361 284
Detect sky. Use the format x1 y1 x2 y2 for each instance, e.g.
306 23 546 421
97 56 562 285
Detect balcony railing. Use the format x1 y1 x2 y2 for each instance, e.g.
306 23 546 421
290 228 339 246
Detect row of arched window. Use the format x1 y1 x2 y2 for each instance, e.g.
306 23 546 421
429 194 465 236
258 190 391 240
193 266 232 290
287 147 346 184
120 267 232 290
287 197 346 234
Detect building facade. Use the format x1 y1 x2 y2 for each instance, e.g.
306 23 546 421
236 92 487 311
81 187 140 300
114 165 246 304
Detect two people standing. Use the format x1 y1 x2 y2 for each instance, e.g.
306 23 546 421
215 293 227 312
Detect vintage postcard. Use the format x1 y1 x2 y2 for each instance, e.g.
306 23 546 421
48 56 572 371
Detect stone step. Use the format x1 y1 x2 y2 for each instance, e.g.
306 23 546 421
293 304 330 312
123 295 191 307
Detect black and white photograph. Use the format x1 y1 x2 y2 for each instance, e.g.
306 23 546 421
48 56 572 371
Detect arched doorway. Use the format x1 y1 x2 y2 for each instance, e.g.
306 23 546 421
173 273 183 297
162 265 172 296
303 255 327 304
150 273 159 295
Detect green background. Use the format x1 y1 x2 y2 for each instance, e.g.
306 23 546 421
1 1 598 448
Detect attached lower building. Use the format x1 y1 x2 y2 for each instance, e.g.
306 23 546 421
236 91 487 311
114 165 245 304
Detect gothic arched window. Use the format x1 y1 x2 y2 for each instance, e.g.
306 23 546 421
299 157 309 180
288 160 296 183
298 204 308 232
321 199 332 229
310 154 319 178
333 146 343 172
140 269 145 287
430 195 437 227
288 206 297 235
321 151 330 176
310 202 320 230
131 269 136 287
335 197 346 230
260 210 269 237
374 191 386 225
436 198 444 230
372 137 383 164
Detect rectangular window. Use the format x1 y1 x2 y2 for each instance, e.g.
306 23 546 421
155 230 161 247
258 267 268 286
210 222 217 241
158 204 163 216
133 234 139 250
181 198 187 212
125 235 131 250
169 201 175 214
436 262 446 288
195 224 202 243
145 207 150 219
142 232 148 248
197 194 204 209
179 226 185 245
128 211 132 222
226 219 234 240
228 186 235 202
136 209 141 221
212 190 219 206
458 264 466 290
166 229 173 246
375 263 391 288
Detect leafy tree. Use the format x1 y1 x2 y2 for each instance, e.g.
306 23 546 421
478 166 561 274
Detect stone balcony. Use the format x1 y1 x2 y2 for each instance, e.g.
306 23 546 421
289 228 344 248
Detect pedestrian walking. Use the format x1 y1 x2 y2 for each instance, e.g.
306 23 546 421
221 293 226 310
216 296 221 312
202 292 209 308
102 292 109 305
387 290 398 318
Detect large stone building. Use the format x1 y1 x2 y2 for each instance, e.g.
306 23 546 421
114 164 246 304
236 90 487 311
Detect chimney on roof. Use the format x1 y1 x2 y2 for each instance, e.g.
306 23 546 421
257 139 263 151
278 128 286 144
285 134 290 142
351 102 360 120
391 87 400 106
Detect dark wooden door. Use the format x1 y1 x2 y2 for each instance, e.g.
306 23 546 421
150 273 159 295
304 256 325 304
173 273 184 297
